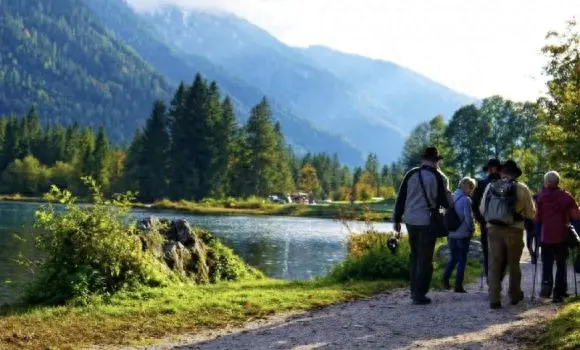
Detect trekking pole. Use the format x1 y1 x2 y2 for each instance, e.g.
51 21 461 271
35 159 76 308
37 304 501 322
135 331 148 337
531 234 540 302
479 258 484 291
574 249 578 297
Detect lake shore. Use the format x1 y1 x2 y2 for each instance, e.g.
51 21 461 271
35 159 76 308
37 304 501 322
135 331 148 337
0 195 393 222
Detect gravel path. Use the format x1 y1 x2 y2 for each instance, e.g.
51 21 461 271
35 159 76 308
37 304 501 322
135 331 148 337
117 252 577 350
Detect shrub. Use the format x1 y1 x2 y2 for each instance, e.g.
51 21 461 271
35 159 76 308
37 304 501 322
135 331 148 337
27 178 172 305
197 230 264 282
329 231 411 281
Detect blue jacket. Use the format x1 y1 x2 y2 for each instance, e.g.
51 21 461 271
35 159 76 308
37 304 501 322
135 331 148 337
449 189 474 239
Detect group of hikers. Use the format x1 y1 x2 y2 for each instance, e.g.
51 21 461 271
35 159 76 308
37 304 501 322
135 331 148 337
393 146 579 308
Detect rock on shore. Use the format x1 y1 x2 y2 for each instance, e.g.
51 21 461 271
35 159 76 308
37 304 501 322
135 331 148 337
137 216 263 283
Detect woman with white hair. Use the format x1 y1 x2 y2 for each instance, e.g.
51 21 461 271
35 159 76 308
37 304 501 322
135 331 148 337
535 171 580 302
441 177 477 293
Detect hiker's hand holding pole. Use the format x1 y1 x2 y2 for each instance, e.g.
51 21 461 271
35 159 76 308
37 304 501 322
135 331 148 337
394 222 402 239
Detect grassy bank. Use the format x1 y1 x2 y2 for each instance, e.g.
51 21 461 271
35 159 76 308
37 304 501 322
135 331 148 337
534 299 580 350
136 198 392 221
0 194 392 221
0 279 403 349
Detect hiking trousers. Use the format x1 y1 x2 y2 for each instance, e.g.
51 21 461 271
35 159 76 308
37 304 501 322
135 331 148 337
487 226 524 304
541 243 568 298
479 222 489 277
407 224 437 300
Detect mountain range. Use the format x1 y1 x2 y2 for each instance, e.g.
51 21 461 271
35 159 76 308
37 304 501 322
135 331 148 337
0 0 474 164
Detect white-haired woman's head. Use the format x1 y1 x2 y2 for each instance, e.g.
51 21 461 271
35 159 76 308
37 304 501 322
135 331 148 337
544 171 560 188
459 177 477 195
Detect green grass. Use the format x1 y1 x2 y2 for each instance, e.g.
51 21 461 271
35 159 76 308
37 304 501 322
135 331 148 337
0 278 404 349
534 299 580 350
0 195 393 221
138 199 392 221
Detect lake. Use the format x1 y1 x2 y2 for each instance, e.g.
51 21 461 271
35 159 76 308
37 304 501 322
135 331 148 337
0 201 395 304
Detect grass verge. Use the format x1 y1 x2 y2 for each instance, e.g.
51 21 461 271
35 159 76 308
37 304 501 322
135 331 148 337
136 199 392 221
0 279 404 349
0 195 392 221
534 299 580 350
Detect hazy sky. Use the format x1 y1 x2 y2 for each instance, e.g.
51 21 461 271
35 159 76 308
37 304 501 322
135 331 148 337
128 0 579 101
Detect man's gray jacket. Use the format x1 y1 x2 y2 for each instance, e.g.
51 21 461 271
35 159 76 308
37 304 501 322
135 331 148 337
393 165 453 226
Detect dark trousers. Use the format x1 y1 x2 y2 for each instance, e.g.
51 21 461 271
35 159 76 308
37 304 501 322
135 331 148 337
442 237 470 288
525 220 538 258
541 243 568 297
480 223 489 276
407 225 437 300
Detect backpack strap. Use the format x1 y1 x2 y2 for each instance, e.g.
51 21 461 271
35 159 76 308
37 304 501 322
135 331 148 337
418 170 435 212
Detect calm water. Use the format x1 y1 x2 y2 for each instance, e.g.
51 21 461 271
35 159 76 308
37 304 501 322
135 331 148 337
0 201 394 304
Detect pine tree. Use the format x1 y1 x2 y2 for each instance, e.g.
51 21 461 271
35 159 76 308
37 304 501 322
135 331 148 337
169 81 195 199
123 130 144 192
364 153 379 191
273 122 295 194
203 81 224 198
137 100 170 202
169 74 210 200
245 97 279 197
92 128 111 190
217 96 238 197
64 123 82 163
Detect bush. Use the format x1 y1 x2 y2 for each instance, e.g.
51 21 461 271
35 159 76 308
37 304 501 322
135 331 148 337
27 178 172 305
329 231 411 281
197 230 264 282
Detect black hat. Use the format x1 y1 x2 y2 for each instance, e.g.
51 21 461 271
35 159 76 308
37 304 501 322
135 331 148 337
483 159 502 172
501 160 522 178
420 147 443 161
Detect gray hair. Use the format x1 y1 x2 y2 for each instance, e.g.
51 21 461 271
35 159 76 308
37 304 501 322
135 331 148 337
544 171 560 186
458 177 477 190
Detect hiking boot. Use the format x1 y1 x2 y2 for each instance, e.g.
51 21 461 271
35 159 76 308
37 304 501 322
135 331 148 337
540 283 552 299
441 279 451 290
413 297 432 305
454 286 467 293
490 302 502 309
510 292 524 305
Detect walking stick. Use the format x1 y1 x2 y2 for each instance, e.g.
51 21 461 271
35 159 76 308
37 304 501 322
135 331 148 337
479 257 484 291
531 233 540 302
574 249 578 297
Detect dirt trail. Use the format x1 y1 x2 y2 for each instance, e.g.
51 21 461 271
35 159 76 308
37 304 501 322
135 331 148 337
118 253 576 350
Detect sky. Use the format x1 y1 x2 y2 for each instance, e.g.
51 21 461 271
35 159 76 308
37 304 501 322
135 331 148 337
128 0 580 101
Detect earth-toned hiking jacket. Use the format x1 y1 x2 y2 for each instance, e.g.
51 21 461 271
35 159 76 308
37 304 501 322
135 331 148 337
536 187 580 244
393 164 453 226
478 179 536 230
449 188 474 239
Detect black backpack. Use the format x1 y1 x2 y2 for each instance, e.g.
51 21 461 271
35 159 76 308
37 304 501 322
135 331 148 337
444 196 464 231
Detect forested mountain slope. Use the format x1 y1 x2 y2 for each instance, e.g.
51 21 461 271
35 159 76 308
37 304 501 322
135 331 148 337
83 0 364 164
140 5 406 163
0 0 171 141
138 4 473 162
302 46 475 132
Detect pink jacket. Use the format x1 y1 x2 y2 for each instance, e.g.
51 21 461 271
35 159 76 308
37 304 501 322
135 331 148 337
535 187 580 244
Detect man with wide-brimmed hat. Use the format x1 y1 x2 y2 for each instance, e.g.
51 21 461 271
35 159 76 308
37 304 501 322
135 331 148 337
394 147 453 305
479 160 536 309
472 159 502 278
